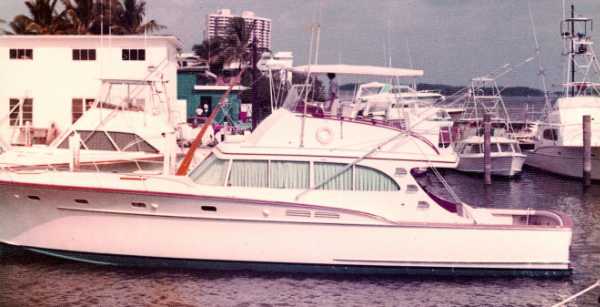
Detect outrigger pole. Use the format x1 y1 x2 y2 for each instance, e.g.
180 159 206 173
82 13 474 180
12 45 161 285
175 69 245 176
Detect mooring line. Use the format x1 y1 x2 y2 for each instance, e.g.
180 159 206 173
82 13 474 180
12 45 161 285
551 279 600 307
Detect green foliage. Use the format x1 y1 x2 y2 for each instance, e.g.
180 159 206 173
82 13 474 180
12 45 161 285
7 0 165 35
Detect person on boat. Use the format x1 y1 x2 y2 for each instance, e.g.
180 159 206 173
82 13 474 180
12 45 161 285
193 106 204 128
45 122 59 145
327 73 338 111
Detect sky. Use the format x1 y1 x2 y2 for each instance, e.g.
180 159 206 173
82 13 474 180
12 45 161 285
2 0 600 90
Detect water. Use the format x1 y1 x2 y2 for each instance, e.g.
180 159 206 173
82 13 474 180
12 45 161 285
1 168 599 307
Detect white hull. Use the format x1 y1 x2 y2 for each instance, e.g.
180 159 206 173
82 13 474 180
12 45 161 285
525 146 600 180
457 154 526 177
0 178 571 273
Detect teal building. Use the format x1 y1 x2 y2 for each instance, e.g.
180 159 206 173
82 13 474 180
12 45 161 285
177 67 246 124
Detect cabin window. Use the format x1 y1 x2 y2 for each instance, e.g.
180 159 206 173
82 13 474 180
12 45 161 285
461 144 482 154
9 98 33 126
269 161 309 189
122 49 146 61
56 131 157 153
228 160 268 187
9 48 33 60
71 98 94 123
355 165 399 191
314 162 353 190
491 144 500 153
79 131 116 150
512 143 521 153
109 132 158 153
190 155 229 185
543 129 558 141
499 143 512 153
72 49 96 61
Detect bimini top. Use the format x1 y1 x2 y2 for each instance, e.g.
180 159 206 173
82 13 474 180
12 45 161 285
291 64 424 78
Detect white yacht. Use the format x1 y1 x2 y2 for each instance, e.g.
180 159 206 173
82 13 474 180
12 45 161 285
525 8 600 179
291 64 456 155
0 95 572 276
455 136 526 177
0 79 209 173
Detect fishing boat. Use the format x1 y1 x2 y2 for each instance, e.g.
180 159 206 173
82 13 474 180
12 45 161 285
525 7 600 180
454 77 526 177
0 79 209 173
290 64 456 153
455 135 526 177
0 78 572 276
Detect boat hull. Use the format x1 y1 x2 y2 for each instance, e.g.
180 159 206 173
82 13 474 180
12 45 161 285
525 146 600 180
0 243 568 277
457 154 526 177
0 181 571 275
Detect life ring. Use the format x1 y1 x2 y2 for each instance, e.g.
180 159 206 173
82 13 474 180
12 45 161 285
315 126 334 145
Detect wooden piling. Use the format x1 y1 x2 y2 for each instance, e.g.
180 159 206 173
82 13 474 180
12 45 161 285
484 113 492 185
583 115 592 186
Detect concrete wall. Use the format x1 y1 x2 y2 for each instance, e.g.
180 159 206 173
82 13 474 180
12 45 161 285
0 35 184 142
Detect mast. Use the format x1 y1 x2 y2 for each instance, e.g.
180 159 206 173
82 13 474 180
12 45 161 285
570 4 576 97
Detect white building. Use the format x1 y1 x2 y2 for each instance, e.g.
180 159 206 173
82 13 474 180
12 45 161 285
0 35 184 143
205 9 272 50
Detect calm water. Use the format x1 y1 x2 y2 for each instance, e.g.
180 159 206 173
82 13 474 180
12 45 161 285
1 168 599 307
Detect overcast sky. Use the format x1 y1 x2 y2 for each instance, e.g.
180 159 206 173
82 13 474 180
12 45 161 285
2 0 600 89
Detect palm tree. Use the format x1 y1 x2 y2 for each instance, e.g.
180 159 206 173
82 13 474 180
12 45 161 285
61 0 98 34
192 37 226 73
111 0 164 34
220 17 255 69
8 0 68 34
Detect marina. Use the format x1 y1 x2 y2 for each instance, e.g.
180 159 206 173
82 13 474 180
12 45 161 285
1 0 600 306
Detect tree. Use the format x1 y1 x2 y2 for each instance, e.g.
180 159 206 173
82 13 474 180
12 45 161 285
8 0 68 34
220 17 254 69
111 0 164 34
61 0 98 34
7 0 165 35
192 37 226 74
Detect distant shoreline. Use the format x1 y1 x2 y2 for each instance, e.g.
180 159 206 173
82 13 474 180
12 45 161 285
339 82 550 97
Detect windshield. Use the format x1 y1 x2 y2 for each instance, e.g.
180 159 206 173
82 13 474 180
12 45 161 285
358 86 384 97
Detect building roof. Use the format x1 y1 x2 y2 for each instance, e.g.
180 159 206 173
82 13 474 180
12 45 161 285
0 35 183 49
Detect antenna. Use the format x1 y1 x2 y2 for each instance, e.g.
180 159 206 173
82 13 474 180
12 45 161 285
527 0 551 114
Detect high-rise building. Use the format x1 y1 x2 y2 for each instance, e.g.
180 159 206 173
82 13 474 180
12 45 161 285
205 9 272 50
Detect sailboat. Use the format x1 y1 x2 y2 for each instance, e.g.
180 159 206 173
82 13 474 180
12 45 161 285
525 5 600 180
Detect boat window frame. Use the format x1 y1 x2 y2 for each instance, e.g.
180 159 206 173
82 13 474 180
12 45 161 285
543 128 559 141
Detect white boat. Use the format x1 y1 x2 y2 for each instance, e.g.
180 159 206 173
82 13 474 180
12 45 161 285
0 79 211 173
525 8 600 180
455 136 526 177
290 64 456 158
453 76 526 177
0 94 572 276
